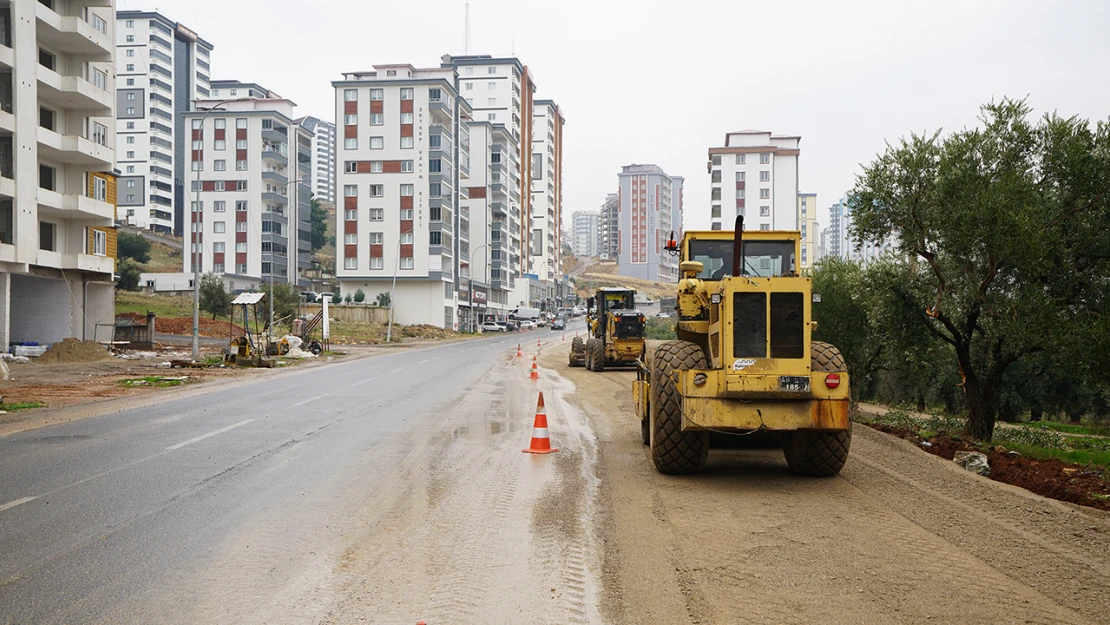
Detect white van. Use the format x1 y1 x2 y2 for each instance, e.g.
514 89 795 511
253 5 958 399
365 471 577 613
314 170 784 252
509 306 541 321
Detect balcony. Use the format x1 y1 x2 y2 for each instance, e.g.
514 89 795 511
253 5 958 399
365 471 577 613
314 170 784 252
261 128 286 143
37 127 112 168
261 149 288 165
429 98 452 123
261 192 288 206
0 110 12 134
36 188 113 221
64 253 115 275
36 68 112 114
490 201 506 217
0 46 12 71
0 176 13 198
35 4 112 60
261 170 288 185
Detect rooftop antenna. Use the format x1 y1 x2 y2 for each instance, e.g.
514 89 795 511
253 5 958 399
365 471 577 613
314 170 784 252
464 0 471 54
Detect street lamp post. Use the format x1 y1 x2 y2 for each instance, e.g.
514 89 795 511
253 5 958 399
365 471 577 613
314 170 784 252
386 229 414 343
191 98 246 360
468 243 489 333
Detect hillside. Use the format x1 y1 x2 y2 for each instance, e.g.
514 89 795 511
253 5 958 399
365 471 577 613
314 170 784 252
575 262 675 300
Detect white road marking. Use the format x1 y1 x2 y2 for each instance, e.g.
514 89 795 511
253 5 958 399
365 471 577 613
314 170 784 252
390 367 405 373
419 360 428 364
0 496 36 513
293 395 326 407
349 376 379 388
166 419 255 451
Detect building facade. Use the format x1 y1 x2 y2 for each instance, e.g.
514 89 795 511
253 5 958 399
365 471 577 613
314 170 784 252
707 130 799 232
822 195 895 264
296 115 336 203
181 97 312 290
115 11 213 235
530 99 563 283
0 0 118 346
572 210 600 258
333 65 466 329
616 164 681 282
599 192 618 260
797 192 818 269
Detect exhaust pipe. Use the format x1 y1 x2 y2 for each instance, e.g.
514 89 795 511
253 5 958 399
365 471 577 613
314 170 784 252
732 215 744 277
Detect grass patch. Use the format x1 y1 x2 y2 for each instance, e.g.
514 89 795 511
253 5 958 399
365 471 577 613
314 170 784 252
116 291 194 318
999 441 1110 467
0 401 45 411
1022 420 1110 437
119 376 189 389
645 316 677 340
142 242 183 273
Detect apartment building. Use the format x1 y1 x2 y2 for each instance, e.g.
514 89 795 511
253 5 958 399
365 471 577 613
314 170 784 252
296 115 336 203
599 192 618 260
572 210 600 258
616 164 682 282
180 97 311 290
822 195 894 264
797 192 818 269
333 64 467 329
441 55 535 277
707 130 799 232
530 99 563 282
0 0 117 346
115 11 212 235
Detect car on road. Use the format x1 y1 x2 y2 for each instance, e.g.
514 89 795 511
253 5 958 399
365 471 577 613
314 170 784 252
657 312 672 318
481 321 505 332
551 319 566 330
572 306 586 316
520 320 536 330
302 291 320 303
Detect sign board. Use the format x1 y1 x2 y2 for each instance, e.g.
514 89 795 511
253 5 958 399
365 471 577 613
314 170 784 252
176 24 198 41
322 297 330 339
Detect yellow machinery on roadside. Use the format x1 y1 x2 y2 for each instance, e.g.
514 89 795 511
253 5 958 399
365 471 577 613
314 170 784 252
568 288 645 371
633 216 851 476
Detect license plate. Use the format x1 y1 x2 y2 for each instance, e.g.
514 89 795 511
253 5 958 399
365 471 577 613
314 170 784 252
779 376 810 392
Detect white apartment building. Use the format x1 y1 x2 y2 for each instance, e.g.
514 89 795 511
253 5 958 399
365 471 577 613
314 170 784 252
616 164 682 282
572 210 600 258
530 99 563 283
180 97 312 290
708 130 799 232
333 64 467 329
115 11 212 235
0 0 117 346
442 55 535 278
296 115 335 203
600 192 618 260
797 192 818 269
823 195 895 265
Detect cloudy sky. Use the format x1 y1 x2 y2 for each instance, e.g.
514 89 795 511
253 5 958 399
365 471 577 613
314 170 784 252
124 0 1110 231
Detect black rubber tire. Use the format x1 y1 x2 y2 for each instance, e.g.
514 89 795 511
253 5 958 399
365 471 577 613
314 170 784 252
569 336 585 367
649 340 709 474
782 341 851 476
589 337 605 372
641 416 650 445
584 339 594 369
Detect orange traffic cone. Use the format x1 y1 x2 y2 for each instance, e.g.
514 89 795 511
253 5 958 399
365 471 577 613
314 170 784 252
529 360 540 380
562 333 565 341
537 339 541 348
523 392 558 454
516 344 522 357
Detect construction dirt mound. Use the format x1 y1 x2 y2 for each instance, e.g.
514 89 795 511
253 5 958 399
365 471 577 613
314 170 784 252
36 338 112 363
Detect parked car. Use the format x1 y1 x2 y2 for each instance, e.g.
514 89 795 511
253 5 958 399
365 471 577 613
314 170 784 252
481 321 505 332
520 320 536 330
301 291 320 303
657 312 672 318
551 318 566 330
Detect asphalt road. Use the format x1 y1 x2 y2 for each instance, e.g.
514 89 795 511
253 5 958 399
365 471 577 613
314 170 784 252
0 321 590 624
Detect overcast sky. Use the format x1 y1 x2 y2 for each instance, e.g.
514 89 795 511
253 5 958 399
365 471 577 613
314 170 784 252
126 0 1110 231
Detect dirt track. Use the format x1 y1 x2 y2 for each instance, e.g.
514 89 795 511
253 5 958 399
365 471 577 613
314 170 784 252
540 346 1110 625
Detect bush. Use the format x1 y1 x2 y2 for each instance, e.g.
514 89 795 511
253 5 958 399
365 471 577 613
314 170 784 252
118 232 151 264
199 273 232 319
257 283 300 326
644 316 676 340
354 288 365 303
116 258 142 291
995 426 1068 450
344 293 353 304
375 292 391 307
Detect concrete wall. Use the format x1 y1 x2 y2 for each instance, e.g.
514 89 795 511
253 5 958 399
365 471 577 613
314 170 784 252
304 303 390 325
11 274 73 344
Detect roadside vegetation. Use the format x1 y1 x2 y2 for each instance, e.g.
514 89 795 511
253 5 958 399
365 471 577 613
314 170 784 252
0 401 45 412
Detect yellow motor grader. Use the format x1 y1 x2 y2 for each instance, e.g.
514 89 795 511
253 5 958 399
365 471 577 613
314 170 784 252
568 288 645 372
633 216 851 476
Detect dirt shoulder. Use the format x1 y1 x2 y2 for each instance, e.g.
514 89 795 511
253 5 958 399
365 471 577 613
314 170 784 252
539 346 1110 625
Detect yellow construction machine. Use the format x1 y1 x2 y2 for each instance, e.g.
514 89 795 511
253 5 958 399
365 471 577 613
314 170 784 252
633 216 851 476
569 287 645 371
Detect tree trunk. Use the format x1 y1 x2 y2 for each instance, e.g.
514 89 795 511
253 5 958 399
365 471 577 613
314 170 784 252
956 345 998 441
1030 405 1043 422
916 394 926 413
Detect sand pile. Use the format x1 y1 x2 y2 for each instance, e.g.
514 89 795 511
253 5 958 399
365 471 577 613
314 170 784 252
36 338 112 363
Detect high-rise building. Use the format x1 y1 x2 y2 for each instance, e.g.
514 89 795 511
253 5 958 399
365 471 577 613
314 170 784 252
797 193 818 269
296 115 336 203
616 164 682 282
441 55 536 277
181 97 312 289
0 0 118 346
530 99 563 283
707 130 799 232
822 195 894 264
333 64 467 329
115 11 214 235
600 193 618 260
572 211 600 258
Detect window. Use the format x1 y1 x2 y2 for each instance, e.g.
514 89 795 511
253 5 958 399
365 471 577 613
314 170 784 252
371 161 383 173
126 49 135 58
759 170 770 182
736 154 745 164
760 224 771 231
371 257 383 269
126 136 135 144
93 176 107 201
344 89 357 101
236 160 247 171
126 64 134 72
92 123 108 146
711 188 721 201
370 185 384 197
213 242 225 253
213 221 226 233
215 181 225 191
386 70 397 77
370 136 384 149
39 106 55 131
370 89 383 100
487 113 497 121
344 233 357 245
429 231 442 246
711 170 721 184
344 257 357 270
126 150 135 158
736 188 745 199
465 67 474 75
236 222 247 233
760 153 770 164
400 136 413 149
488 67 496 74
711 205 721 218
735 171 745 182
401 160 413 173
711 155 721 166
236 201 248 211
465 82 473 91
126 122 135 129
92 229 106 256
344 185 358 197
370 113 383 125
215 139 226 150
236 118 247 129
236 242 247 252
126 107 135 115
214 201 226 212
235 139 247 149
429 159 442 173
400 112 413 124
400 88 413 100
127 166 135 173
345 138 357 149
214 119 226 130
344 161 358 174
345 113 357 125
126 78 135 86
191 160 201 171
191 201 203 213
759 189 770 199
127 180 136 188
126 19 134 27
400 184 414 196
236 263 247 274
400 257 414 269
400 232 414 244
126 34 134 42
126 92 135 101
760 206 771 217
487 82 496 90
344 209 357 220
369 208 383 221
214 160 226 171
